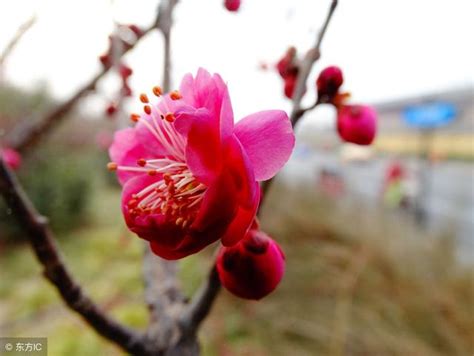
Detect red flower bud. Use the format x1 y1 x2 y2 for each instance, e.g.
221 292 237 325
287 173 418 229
316 66 343 103
216 229 285 300
122 83 133 97
337 104 377 145
283 74 306 100
284 75 297 99
105 103 118 117
99 54 111 68
224 0 241 12
128 24 143 37
276 47 298 79
119 64 133 79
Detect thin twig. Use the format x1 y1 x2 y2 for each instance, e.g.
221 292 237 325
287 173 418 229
6 16 161 154
261 0 338 198
290 0 338 124
0 16 36 74
157 0 178 92
0 158 148 355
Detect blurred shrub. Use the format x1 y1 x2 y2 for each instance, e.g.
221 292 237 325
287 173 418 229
0 150 94 242
0 83 115 242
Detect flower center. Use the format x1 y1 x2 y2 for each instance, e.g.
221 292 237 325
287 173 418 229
109 88 206 228
127 161 206 228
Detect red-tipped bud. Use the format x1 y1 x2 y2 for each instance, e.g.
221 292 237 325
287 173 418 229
128 24 143 37
316 66 343 103
284 75 297 99
224 0 241 12
122 83 133 97
99 54 111 68
1 148 22 171
216 229 285 300
119 64 133 79
105 103 118 117
276 47 298 79
337 104 377 145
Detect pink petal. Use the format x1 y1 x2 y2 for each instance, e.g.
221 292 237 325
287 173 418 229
217 77 234 140
179 73 197 107
224 136 257 208
234 110 295 181
176 109 223 185
179 69 234 140
191 170 239 234
221 182 260 246
109 128 149 185
219 137 260 246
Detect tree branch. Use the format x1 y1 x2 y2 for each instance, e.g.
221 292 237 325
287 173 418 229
290 0 338 124
157 0 178 92
260 0 338 198
142 245 185 350
0 158 148 355
6 14 162 154
0 16 36 77
180 263 221 336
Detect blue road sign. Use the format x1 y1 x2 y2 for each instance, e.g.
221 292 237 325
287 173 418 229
403 102 457 129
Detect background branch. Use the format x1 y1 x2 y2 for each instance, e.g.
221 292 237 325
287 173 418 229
0 158 148 355
0 16 36 78
157 0 178 92
260 0 338 198
5 13 162 154
290 0 338 124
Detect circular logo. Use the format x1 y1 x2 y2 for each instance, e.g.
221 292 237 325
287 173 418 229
4 343 13 351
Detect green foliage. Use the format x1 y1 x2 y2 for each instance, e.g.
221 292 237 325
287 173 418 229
0 149 94 241
0 83 53 129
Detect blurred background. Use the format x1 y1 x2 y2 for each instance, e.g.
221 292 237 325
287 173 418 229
0 0 473 355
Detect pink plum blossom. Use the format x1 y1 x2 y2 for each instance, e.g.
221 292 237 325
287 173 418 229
216 228 285 300
108 68 294 260
1 147 22 170
337 104 377 145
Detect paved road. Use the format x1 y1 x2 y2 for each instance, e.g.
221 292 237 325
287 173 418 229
280 147 474 263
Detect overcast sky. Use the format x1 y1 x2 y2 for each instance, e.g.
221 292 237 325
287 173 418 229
0 0 473 121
